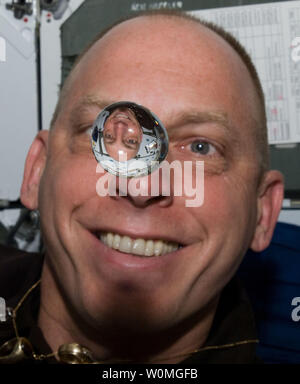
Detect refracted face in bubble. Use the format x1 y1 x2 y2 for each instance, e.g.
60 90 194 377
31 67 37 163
103 107 142 161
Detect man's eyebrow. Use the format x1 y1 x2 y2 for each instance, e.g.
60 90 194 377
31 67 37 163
69 95 117 125
68 98 237 140
166 110 236 136
75 95 117 110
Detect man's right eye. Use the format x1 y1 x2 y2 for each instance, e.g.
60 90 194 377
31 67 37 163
189 140 217 156
176 138 220 159
104 134 115 143
124 137 139 149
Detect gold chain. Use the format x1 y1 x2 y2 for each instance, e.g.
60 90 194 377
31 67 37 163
8 280 258 364
12 279 41 338
11 279 57 361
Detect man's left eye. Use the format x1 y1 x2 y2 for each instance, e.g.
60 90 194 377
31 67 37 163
127 138 138 145
189 141 217 156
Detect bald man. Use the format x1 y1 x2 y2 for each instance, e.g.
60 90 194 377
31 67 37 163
0 12 283 364
103 107 143 161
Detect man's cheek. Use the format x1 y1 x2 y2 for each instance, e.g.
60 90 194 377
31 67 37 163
171 160 226 209
180 161 205 208
41 158 99 207
223 170 258 209
221 172 259 237
203 158 229 176
200 175 248 223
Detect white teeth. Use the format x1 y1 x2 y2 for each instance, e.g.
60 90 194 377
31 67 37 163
119 236 132 253
154 240 163 256
144 240 154 256
132 239 146 256
99 232 179 257
112 234 121 250
107 232 113 247
100 233 106 245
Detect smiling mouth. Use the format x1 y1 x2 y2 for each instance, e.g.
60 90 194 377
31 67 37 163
98 231 181 257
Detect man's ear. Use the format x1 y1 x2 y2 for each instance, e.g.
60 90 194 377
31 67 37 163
250 170 284 252
20 130 49 210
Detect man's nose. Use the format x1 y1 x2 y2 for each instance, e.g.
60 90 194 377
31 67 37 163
113 168 174 208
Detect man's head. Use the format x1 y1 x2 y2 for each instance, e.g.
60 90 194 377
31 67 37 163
103 107 142 161
20 13 283 359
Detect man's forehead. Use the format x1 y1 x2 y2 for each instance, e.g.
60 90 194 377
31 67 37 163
77 14 237 73
98 15 219 46
58 14 258 140
67 15 252 102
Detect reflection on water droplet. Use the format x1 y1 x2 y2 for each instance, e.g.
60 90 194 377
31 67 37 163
91 101 168 177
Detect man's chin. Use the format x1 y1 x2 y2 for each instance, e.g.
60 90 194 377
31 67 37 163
78 299 179 340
